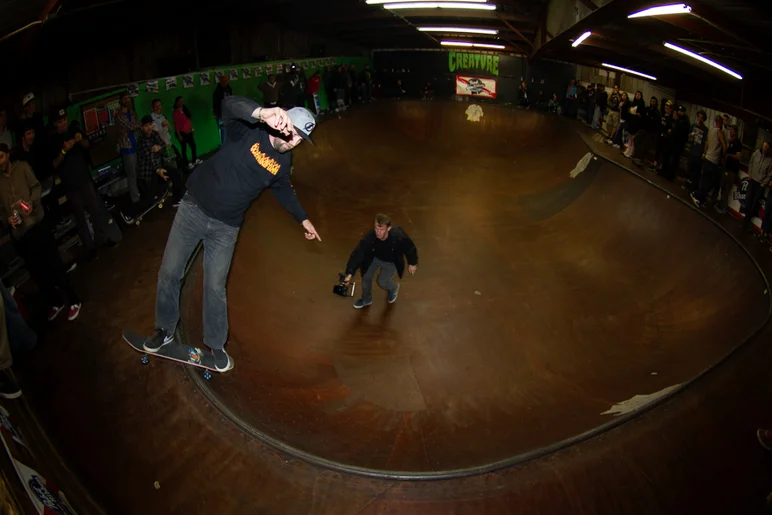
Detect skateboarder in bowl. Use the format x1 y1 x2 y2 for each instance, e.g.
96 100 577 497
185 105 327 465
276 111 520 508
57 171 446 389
142 96 321 372
343 214 418 308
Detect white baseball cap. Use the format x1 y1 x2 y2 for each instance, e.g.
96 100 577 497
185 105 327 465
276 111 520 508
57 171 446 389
22 92 34 107
287 107 316 144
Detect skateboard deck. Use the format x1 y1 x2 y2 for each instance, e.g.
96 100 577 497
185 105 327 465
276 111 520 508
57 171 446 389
134 189 171 226
122 330 220 378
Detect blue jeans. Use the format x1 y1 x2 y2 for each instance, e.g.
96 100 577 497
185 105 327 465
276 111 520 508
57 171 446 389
155 195 240 350
0 281 36 362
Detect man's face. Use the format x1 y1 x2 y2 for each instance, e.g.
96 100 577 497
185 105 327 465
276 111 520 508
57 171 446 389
54 117 68 133
152 101 162 114
22 130 35 147
613 85 619 94
0 151 8 171
268 75 276 84
23 102 34 115
730 127 737 140
716 118 723 128
374 222 391 241
697 113 705 123
723 115 730 126
220 76 228 87
141 122 154 136
650 99 656 107
270 129 303 153
120 94 131 108
763 142 770 156
665 105 671 114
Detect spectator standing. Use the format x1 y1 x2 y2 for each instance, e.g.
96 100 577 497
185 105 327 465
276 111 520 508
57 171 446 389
714 125 743 215
172 96 201 170
0 143 82 323
114 92 141 206
259 74 280 108
690 115 728 208
684 110 708 191
741 141 772 231
213 75 233 144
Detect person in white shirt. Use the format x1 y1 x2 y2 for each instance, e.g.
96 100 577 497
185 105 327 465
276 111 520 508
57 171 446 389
149 99 181 165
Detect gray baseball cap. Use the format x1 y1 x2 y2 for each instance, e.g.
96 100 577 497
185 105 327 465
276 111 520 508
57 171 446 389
287 107 316 144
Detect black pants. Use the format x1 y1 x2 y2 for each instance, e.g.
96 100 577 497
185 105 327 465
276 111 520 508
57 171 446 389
67 181 108 253
685 154 703 188
743 179 765 228
178 132 197 166
13 222 80 308
137 167 185 214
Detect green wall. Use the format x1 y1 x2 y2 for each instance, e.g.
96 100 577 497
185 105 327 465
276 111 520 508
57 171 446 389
67 55 369 171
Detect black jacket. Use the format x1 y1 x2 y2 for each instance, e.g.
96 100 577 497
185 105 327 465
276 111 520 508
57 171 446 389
345 226 418 279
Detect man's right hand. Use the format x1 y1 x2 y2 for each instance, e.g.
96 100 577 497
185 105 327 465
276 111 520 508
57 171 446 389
343 274 352 284
8 214 20 228
62 140 75 152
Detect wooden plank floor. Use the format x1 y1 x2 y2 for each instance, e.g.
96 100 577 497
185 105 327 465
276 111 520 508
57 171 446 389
16 102 772 514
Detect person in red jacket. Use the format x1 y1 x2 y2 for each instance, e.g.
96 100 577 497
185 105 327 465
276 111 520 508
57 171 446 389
306 71 321 115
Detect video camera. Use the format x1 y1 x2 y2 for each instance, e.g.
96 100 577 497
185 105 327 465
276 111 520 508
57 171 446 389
333 273 356 297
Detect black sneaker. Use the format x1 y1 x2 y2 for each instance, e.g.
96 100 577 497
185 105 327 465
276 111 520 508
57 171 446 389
143 329 174 352
212 349 234 372
0 376 22 400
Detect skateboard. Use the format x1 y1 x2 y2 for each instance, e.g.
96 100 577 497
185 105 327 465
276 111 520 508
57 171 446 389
122 330 219 380
134 188 171 226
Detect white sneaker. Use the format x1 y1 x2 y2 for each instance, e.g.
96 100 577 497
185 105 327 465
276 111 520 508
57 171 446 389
187 163 195 170
195 159 203 165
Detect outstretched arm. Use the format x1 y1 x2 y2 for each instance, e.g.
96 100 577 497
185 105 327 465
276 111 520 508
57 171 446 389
269 173 320 241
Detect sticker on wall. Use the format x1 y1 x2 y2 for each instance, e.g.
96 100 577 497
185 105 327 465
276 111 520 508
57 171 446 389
165 77 178 90
214 70 225 82
265 64 273 74
145 80 159 93
302 60 310 70
199 72 211 86
456 75 497 99
182 74 194 88
242 67 252 79
229 69 239 81
254 66 263 76
465 104 483 122
127 83 139 97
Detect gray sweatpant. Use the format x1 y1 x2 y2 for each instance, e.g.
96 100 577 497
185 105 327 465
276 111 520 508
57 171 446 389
362 258 398 303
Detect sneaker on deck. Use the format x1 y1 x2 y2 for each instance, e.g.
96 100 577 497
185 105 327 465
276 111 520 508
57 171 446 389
758 428 772 451
0 376 21 400
48 305 64 321
388 283 400 304
353 299 372 309
689 193 702 208
143 329 174 353
67 303 81 321
194 159 203 165
212 349 234 372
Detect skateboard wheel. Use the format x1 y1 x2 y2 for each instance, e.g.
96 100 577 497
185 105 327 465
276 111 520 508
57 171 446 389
203 370 212 381
140 354 150 365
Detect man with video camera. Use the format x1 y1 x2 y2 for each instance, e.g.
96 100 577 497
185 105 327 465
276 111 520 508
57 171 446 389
343 214 418 308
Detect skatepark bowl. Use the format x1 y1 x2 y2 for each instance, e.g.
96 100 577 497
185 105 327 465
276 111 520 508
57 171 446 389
178 100 769 478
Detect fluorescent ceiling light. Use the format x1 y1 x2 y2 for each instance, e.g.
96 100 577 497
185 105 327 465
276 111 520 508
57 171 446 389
367 0 485 3
441 40 505 49
419 26 499 35
571 31 592 47
628 3 691 18
384 2 497 11
601 63 657 81
664 42 743 79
